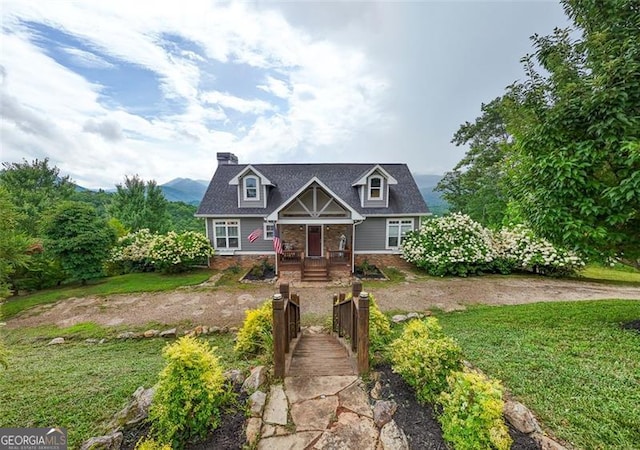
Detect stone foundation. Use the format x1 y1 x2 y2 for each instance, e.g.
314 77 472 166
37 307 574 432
210 254 275 271
354 254 412 271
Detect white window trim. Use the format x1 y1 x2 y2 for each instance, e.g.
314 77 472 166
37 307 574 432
243 176 260 201
263 223 275 240
367 175 383 200
213 219 241 252
385 218 414 250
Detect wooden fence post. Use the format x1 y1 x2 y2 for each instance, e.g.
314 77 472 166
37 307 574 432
272 293 285 378
357 291 369 374
280 282 290 299
352 281 362 299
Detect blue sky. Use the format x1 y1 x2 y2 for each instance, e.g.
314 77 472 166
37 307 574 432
0 1 570 189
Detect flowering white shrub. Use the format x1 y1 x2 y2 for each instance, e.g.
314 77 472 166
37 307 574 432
109 229 213 273
402 213 496 276
403 214 584 277
494 225 584 276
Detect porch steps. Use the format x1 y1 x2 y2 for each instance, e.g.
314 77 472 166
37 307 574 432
302 258 330 282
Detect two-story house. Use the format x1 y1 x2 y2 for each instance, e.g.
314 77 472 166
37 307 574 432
196 153 429 281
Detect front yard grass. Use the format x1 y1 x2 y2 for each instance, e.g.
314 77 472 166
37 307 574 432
579 263 640 284
0 325 249 449
1 270 212 320
437 300 640 450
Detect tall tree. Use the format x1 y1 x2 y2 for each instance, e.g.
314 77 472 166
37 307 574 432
436 98 511 228
503 0 640 265
0 158 75 236
0 187 34 298
43 201 115 284
110 175 170 233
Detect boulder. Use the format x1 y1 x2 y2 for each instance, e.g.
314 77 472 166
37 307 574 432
224 369 245 385
209 326 222 334
117 332 136 339
246 417 262 446
47 337 65 345
79 432 123 450
143 329 159 338
159 328 176 338
391 315 408 323
109 386 155 429
85 338 99 344
504 400 542 434
242 366 268 393
406 312 421 319
532 433 568 450
249 390 267 417
373 400 397 428
379 420 409 450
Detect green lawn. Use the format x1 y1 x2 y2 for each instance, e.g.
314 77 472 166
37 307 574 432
579 263 640 284
0 326 250 449
437 300 640 450
1 270 212 320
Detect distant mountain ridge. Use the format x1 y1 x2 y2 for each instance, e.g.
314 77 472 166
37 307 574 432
82 175 446 211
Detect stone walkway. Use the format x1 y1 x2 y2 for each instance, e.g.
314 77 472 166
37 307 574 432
247 374 408 450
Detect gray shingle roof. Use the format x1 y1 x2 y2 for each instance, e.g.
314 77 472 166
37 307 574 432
196 163 429 216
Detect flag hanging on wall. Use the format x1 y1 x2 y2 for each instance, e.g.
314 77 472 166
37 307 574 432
273 227 283 254
247 228 262 243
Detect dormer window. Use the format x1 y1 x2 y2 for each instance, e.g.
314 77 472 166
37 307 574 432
244 176 259 200
368 176 382 200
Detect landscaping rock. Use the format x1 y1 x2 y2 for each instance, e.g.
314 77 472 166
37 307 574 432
379 420 409 450
263 385 288 426
47 337 65 345
406 312 421 319
245 417 262 446
224 369 245 385
79 432 123 450
261 423 276 438
249 390 267 417
159 328 176 338
209 326 222 334
258 431 321 450
285 376 358 404
370 381 383 400
391 315 408 323
99 338 106 344
143 329 159 338
374 400 398 428
117 331 136 339
229 326 239 333
242 366 267 393
504 400 542 434
109 386 155 429
532 433 568 450
85 338 99 344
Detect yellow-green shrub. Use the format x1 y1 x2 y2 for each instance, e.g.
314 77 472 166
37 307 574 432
368 294 391 353
438 370 512 450
135 438 171 450
389 318 462 403
148 336 228 448
234 300 273 358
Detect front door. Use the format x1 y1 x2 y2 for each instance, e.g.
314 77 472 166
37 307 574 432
307 226 322 257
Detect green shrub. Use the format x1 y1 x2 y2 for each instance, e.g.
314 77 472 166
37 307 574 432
368 294 392 354
135 438 171 450
148 336 229 448
438 370 512 450
390 318 462 403
234 300 273 359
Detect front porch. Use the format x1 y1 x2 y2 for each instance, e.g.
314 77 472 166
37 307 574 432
277 223 353 281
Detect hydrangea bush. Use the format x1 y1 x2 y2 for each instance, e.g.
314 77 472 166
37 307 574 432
402 213 496 276
109 229 213 274
403 213 584 277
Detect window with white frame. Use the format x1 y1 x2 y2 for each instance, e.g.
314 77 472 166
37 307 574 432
243 176 259 200
368 176 383 200
214 220 240 249
386 218 413 249
263 223 275 240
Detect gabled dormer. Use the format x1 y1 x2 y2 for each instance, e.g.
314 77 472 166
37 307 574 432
229 165 274 208
352 164 398 208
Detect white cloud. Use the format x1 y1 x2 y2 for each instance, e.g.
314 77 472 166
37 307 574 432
60 47 115 69
200 91 273 115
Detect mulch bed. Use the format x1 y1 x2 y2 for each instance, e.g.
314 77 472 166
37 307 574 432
374 363 540 450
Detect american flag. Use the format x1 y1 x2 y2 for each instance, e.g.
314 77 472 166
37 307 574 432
247 228 262 243
273 227 283 254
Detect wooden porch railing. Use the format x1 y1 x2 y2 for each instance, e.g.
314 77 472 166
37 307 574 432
332 281 369 374
279 250 303 265
328 249 351 265
272 283 301 378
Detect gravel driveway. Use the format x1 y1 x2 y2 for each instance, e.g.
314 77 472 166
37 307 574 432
7 274 640 330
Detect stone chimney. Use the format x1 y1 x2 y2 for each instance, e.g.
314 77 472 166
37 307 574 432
216 152 238 165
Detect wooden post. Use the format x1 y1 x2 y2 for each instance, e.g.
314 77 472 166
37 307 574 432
272 293 285 378
352 281 362 299
333 294 338 333
280 282 290 299
357 292 369 374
